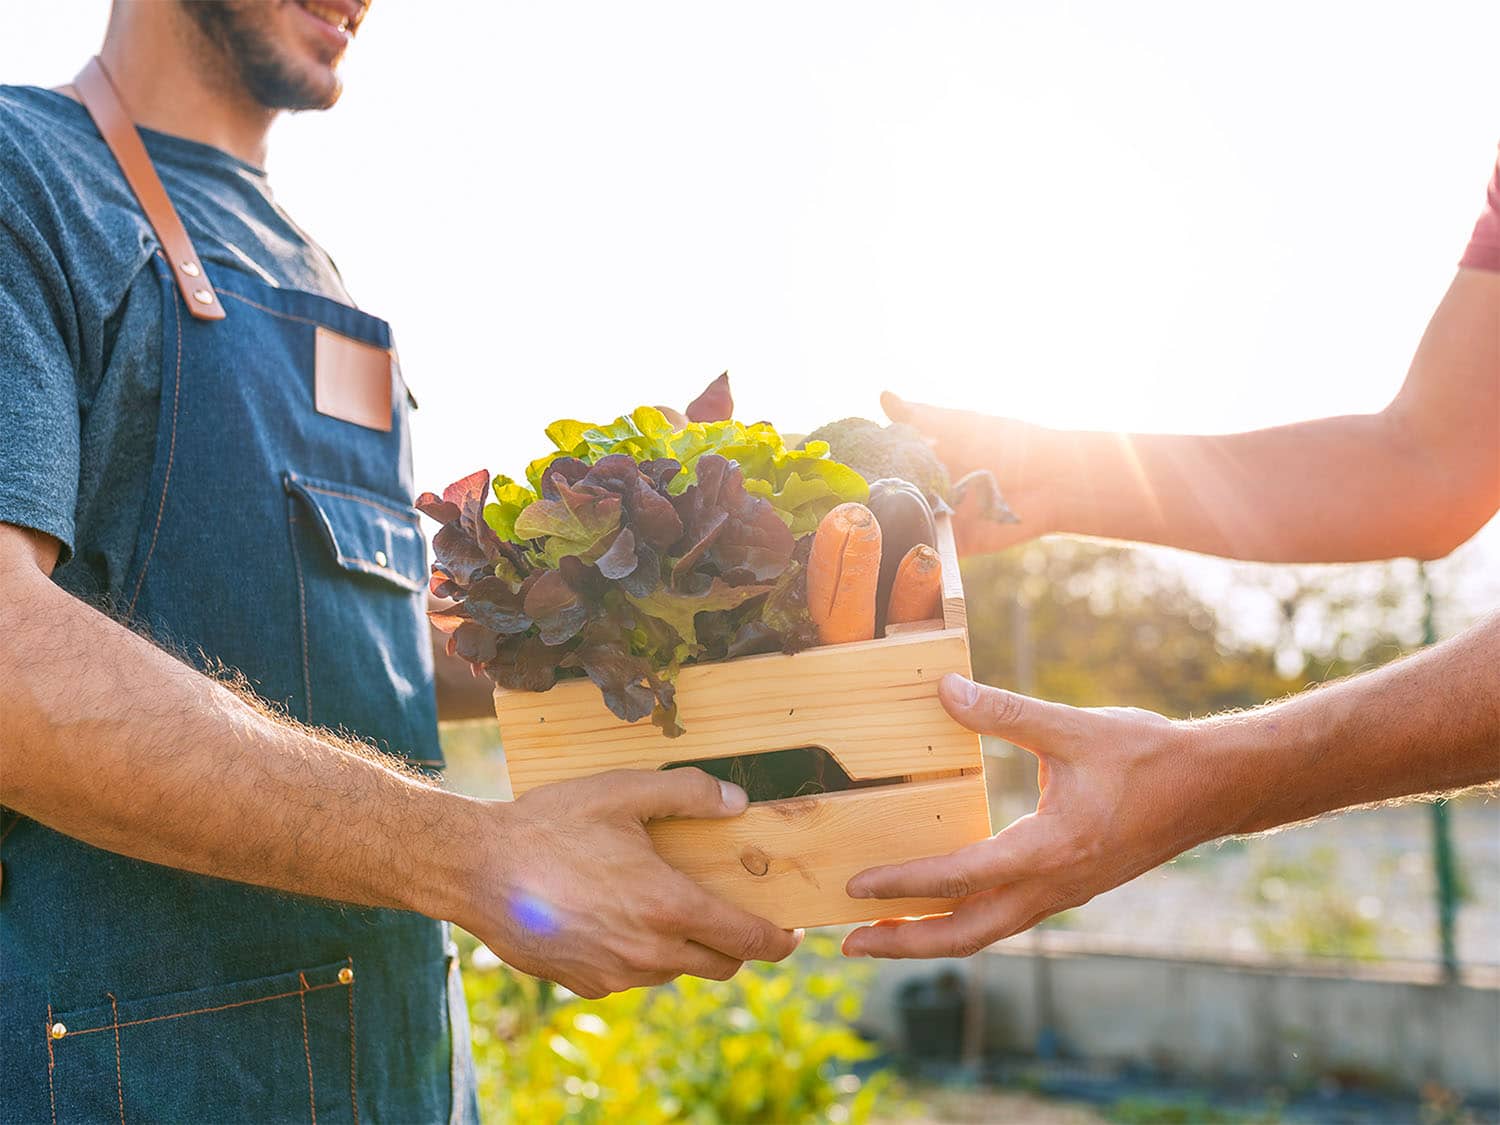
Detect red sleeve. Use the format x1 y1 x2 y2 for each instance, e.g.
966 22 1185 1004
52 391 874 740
1459 147 1500 272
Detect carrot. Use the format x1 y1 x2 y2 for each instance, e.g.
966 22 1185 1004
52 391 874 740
808 502 882 645
884 544 943 625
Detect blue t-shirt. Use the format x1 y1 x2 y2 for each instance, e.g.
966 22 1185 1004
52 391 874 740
0 86 352 601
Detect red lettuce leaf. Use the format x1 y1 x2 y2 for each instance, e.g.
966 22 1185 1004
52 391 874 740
685 371 733 422
487 635 563 693
669 455 794 582
522 569 589 646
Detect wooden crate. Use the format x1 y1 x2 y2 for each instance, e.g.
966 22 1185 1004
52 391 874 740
494 513 991 929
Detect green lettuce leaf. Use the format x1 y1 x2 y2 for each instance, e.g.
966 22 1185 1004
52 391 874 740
624 579 771 648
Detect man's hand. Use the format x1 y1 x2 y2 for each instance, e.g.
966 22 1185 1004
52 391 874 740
457 769 802 998
844 616 1500 959
841 674 1215 959
880 392 1049 557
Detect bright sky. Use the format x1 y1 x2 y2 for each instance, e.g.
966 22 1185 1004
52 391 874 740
6 2 1499 623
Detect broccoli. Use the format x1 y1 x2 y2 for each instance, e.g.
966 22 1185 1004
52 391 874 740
802 417 1018 523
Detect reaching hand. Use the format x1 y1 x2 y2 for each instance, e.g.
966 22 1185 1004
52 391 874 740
842 673 1228 959
881 391 1049 556
464 768 802 998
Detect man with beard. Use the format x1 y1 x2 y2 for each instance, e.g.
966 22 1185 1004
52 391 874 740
0 3 798 1120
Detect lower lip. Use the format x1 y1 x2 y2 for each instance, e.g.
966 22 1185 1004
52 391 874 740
292 2 353 52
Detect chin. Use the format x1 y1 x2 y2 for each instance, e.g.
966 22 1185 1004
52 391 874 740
182 0 361 112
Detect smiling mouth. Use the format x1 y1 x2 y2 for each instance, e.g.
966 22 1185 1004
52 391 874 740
297 0 356 34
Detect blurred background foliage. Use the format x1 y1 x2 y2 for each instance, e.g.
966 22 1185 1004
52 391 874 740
442 537 1495 1120
960 539 1432 718
459 930 890 1124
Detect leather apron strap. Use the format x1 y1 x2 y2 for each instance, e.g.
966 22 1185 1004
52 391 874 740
72 56 226 322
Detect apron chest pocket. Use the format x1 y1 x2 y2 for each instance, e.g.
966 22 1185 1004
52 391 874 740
47 958 359 1124
283 473 442 767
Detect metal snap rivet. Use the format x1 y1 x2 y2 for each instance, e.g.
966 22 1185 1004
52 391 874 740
180 260 201 278
192 288 214 305
373 550 388 568
49 1022 67 1040
338 967 354 984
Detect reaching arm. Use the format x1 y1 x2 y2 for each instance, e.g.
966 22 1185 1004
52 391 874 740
843 614 1500 959
0 523 798 996
888 268 1500 562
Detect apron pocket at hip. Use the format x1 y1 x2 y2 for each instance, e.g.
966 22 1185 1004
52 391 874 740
46 957 360 1125
283 472 443 770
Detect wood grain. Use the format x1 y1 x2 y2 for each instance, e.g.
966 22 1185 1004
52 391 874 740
493 515 991 929
497 628 982 793
648 775 992 928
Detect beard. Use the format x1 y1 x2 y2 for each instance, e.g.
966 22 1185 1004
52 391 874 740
180 1 343 112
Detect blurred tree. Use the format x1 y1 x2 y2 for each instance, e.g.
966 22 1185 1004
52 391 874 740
960 540 1428 718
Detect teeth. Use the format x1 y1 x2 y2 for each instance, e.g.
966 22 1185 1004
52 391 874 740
302 2 348 31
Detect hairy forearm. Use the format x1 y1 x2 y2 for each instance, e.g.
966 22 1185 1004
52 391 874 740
0 570 484 921
1200 614 1500 837
1033 412 1436 561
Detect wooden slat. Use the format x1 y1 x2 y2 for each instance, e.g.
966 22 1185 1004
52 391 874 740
933 510 967 632
648 775 993 928
497 628 981 794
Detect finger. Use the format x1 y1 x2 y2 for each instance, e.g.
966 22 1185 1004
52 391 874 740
674 941 744 982
938 673 1079 755
881 390 964 429
605 767 748 822
880 390 914 423
678 886 803 964
846 813 1052 901
842 889 1038 959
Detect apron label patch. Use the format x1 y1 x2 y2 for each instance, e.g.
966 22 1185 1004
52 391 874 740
314 326 394 432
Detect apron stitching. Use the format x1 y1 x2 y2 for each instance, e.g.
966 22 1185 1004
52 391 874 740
297 972 318 1125
108 992 125 1125
126 266 184 617
297 482 421 526
55 980 347 1038
0 813 21 844
45 1003 58 1125
217 286 371 335
345 956 360 1125
288 509 315 720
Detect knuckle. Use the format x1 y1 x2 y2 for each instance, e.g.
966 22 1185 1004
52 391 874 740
601 972 634 996
953 931 992 959
572 979 608 1000
732 921 774 959
939 871 974 900
982 688 1027 728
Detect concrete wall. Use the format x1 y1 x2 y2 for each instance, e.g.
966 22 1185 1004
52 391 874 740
860 936 1500 1100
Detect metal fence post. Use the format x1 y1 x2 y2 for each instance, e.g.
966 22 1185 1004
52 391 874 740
1421 563 1461 983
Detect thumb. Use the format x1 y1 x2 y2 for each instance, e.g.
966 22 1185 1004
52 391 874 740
879 390 913 423
880 390 962 431
939 673 1076 755
608 767 749 824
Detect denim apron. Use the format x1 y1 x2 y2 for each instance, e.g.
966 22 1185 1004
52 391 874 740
0 64 478 1125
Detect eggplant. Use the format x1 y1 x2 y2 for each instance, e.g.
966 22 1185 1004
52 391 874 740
866 477 937 631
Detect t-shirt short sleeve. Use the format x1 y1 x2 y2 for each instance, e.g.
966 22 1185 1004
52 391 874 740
0 188 81 559
1459 147 1500 273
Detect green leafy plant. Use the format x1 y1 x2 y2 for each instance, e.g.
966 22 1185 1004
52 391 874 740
1248 846 1382 960
418 381 868 735
462 933 889 1124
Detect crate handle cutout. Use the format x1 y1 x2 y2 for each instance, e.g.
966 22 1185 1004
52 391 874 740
659 745 918 804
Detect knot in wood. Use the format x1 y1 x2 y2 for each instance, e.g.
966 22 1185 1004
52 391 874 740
739 846 771 877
